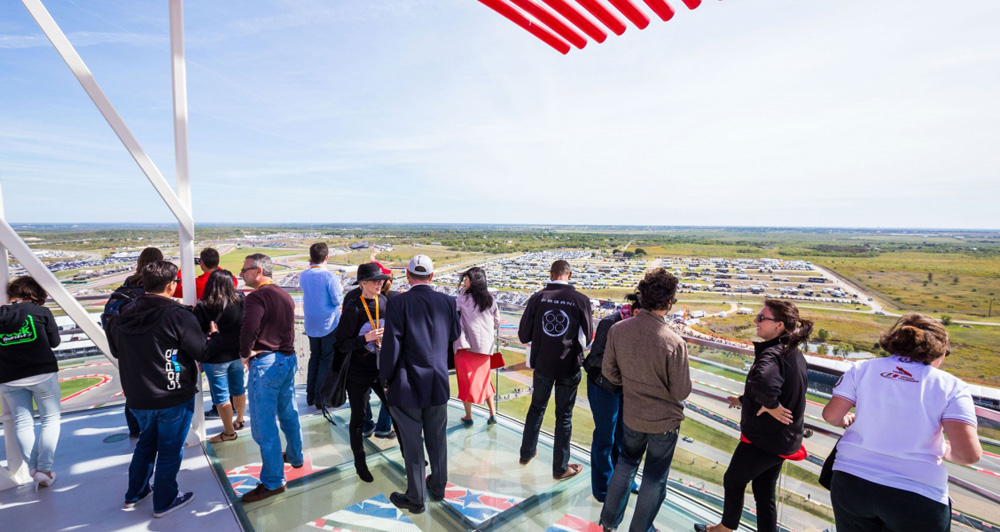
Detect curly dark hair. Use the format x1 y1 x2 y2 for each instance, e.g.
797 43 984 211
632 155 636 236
7 276 47 305
636 268 678 311
879 312 949 364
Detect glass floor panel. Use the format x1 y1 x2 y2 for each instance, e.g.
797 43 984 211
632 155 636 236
206 399 722 531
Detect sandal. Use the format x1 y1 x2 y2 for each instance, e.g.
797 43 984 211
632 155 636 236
234 420 245 430
208 431 238 443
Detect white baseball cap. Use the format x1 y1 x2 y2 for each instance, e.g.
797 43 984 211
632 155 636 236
407 254 434 275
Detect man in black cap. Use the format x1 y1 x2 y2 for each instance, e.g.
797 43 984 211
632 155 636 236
379 255 460 513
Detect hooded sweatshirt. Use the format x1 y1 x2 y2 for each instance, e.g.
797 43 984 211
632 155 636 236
107 294 210 410
0 302 61 384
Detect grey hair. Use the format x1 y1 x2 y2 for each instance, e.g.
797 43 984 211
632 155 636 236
245 253 273 277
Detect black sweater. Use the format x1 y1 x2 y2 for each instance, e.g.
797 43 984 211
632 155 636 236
739 336 808 456
582 311 624 394
194 297 244 364
0 302 61 384
333 293 387 376
107 294 210 410
519 283 593 379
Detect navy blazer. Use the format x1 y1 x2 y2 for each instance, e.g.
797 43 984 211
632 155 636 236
379 284 460 408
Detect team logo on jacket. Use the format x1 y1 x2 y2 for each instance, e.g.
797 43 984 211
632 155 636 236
879 366 918 383
0 315 37 346
542 310 570 337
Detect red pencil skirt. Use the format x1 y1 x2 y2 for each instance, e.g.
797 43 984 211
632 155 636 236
455 348 496 404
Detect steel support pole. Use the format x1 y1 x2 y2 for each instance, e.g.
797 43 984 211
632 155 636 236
169 0 204 445
0 179 30 491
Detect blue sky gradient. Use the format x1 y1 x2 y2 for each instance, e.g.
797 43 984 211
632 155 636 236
1 1 997 227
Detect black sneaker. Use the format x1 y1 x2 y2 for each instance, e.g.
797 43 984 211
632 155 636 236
123 487 152 509
389 492 425 514
205 406 219 419
153 492 194 518
373 430 396 439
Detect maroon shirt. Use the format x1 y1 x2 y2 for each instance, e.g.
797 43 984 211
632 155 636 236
239 283 295 358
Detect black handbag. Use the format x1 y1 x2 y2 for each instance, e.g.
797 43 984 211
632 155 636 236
819 438 840 490
319 352 352 424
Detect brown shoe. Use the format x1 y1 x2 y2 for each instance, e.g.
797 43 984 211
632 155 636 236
519 451 537 465
241 483 286 503
553 463 583 481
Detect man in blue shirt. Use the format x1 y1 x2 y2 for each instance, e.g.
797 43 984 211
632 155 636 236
300 243 344 408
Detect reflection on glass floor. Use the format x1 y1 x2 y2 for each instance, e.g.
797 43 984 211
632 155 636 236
206 399 723 531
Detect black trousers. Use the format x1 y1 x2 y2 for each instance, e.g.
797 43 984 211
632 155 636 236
520 370 581 476
346 367 387 464
831 471 951 532
722 441 785 532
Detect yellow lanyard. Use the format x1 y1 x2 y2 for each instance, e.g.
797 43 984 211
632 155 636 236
258 279 274 288
362 294 379 331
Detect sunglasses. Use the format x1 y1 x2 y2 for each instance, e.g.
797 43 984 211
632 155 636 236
754 313 777 323
240 266 259 274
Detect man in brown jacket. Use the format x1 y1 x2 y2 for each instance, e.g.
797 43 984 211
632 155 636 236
599 268 691 532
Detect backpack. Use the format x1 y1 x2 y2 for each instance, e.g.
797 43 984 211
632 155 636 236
101 282 145 329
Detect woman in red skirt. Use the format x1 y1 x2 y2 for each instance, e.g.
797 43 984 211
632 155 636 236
454 267 500 426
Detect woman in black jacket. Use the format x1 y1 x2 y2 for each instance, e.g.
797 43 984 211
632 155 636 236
194 269 246 443
332 263 389 483
696 300 812 532
0 276 62 491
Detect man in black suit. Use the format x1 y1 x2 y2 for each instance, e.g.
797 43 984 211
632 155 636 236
379 254 460 514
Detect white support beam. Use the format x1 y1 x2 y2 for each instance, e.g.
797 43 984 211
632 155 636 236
169 0 205 445
19 0 194 230
0 181 29 491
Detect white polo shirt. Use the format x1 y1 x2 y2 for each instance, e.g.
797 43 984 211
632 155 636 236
832 355 977 504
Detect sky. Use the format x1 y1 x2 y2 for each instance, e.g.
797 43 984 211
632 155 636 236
0 0 998 228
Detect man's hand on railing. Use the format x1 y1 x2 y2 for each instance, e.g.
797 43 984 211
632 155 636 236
757 403 793 425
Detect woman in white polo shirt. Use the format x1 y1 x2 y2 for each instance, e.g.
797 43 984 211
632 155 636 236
822 313 982 532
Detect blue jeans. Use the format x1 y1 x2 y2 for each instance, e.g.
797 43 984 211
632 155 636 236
0 373 61 472
306 331 336 404
520 371 580 476
365 400 393 434
126 397 195 513
248 352 303 490
600 424 679 532
125 406 141 436
588 379 626 502
203 359 246 406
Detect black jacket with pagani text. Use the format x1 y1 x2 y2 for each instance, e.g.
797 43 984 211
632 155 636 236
518 283 593 380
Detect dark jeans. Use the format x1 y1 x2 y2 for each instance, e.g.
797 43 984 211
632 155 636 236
588 378 626 502
306 331 336 404
831 471 951 532
722 441 785 532
600 424 679 532
125 406 141 436
126 398 195 513
520 370 581 476
346 367 389 463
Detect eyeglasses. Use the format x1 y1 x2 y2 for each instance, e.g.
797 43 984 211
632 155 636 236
240 266 259 274
754 313 777 323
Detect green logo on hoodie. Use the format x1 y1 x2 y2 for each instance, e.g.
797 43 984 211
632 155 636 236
0 315 38 346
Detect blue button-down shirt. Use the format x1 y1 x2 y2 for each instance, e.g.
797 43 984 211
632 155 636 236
299 266 343 337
